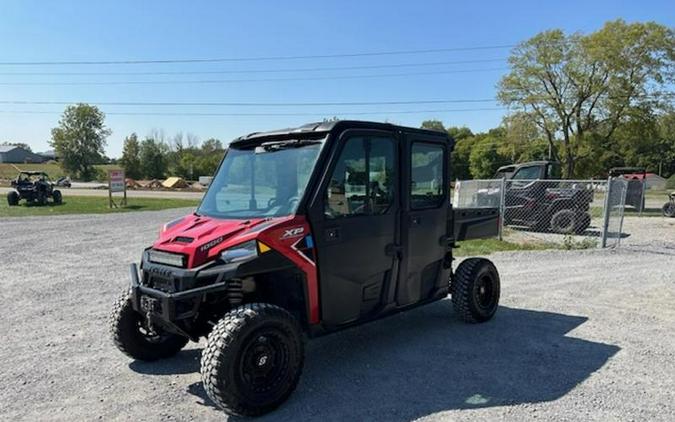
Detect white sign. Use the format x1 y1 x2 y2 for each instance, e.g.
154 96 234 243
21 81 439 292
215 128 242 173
109 170 125 193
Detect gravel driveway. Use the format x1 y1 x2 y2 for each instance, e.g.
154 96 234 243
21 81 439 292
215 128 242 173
1 210 674 421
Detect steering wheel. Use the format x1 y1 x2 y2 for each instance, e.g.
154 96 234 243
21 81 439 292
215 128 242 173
286 196 299 210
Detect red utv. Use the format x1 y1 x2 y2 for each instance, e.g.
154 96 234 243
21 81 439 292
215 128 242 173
110 121 501 416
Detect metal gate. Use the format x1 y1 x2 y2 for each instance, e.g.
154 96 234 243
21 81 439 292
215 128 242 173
601 177 628 248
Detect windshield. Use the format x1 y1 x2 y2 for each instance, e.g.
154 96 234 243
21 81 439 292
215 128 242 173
197 139 324 219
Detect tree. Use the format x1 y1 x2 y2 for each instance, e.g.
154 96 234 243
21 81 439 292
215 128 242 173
421 119 447 132
498 20 674 177
200 138 226 176
447 126 474 141
49 104 111 180
120 133 142 179
202 138 223 152
0 141 32 152
140 137 168 179
655 111 675 177
468 129 511 178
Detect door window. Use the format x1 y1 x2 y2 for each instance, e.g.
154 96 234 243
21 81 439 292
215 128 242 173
325 136 395 218
513 165 541 180
410 143 445 209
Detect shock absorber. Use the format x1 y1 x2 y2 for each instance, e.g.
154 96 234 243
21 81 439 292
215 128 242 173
226 279 244 306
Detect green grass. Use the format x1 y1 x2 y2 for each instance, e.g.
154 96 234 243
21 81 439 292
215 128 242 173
455 238 556 256
0 195 200 217
0 163 120 181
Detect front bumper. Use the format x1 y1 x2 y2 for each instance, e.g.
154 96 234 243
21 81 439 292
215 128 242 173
128 251 243 325
129 263 232 322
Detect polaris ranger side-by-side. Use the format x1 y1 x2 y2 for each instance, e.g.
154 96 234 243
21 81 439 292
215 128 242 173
111 121 500 416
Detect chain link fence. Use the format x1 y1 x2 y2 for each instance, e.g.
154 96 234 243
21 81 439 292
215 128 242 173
453 177 632 248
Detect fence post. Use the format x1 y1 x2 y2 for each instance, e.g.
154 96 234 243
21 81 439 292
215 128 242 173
498 177 506 241
601 176 612 248
616 179 628 248
638 178 646 217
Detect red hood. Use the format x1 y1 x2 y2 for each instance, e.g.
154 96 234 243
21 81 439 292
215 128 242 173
152 214 291 268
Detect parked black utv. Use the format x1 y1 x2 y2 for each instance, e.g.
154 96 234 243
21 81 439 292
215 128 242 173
480 161 593 234
7 171 63 206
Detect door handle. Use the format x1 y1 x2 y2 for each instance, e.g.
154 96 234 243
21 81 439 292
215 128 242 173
325 227 340 242
411 215 421 225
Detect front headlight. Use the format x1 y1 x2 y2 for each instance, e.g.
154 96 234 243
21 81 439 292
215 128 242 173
220 240 258 264
147 249 186 267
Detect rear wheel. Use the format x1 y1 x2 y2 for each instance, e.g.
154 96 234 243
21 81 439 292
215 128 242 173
52 190 62 204
663 202 675 218
7 191 19 206
110 290 188 361
201 303 304 417
550 209 577 234
452 258 500 323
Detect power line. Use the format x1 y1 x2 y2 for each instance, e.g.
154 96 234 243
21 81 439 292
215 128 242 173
0 93 669 108
0 44 516 66
0 99 500 107
0 58 507 76
0 67 508 86
0 107 506 117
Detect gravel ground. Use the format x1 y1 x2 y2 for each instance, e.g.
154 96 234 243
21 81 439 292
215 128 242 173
1 209 674 421
505 215 675 248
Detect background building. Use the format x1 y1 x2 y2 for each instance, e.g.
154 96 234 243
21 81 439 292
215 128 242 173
0 145 46 163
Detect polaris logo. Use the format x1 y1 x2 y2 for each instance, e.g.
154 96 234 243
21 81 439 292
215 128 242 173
281 227 304 239
199 236 224 252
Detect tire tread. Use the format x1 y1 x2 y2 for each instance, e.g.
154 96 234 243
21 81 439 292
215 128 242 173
200 303 304 417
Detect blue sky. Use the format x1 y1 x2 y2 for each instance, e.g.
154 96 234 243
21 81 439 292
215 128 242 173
0 0 673 157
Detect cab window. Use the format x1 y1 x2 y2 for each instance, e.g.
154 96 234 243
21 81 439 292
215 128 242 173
410 142 445 209
325 136 395 218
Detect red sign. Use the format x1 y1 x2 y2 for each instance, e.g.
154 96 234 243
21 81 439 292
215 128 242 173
109 170 125 193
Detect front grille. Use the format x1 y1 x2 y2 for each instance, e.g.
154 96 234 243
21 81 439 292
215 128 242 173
148 274 177 293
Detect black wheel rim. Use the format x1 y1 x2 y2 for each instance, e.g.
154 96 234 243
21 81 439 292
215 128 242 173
558 215 573 230
474 274 496 310
237 328 290 396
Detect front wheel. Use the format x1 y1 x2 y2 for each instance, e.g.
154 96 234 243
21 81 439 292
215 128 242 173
7 191 19 206
110 290 188 361
452 258 500 323
200 303 304 417
663 202 675 218
52 190 62 204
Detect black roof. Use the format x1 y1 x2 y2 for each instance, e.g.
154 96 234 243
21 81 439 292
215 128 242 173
609 167 646 175
496 161 556 171
230 120 451 147
17 171 48 176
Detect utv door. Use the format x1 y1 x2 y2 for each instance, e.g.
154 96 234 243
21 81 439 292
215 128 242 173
308 130 399 326
397 137 450 306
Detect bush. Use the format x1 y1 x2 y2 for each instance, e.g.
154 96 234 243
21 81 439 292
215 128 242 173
666 174 675 190
94 167 109 183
